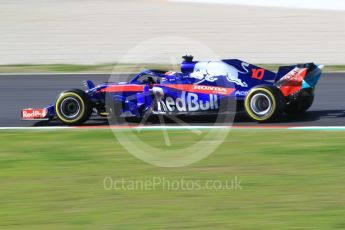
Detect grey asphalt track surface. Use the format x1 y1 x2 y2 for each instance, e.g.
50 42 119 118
0 73 344 127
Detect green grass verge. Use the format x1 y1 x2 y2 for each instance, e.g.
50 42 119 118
1 129 345 229
0 64 344 73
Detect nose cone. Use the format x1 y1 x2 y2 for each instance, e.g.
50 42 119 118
318 65 325 70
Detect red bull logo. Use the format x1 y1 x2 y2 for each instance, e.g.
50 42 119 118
157 91 218 112
22 109 48 119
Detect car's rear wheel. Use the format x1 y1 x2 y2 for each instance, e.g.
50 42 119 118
244 85 285 123
55 89 92 125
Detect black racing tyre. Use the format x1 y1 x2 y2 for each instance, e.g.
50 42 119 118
244 85 285 123
285 94 314 114
55 89 93 125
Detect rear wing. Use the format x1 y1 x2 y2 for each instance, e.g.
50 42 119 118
275 63 323 96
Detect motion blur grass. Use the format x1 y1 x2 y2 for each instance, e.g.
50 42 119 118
1 129 345 229
0 63 344 73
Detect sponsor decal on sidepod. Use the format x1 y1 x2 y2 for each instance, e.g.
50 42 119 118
193 85 228 95
157 91 218 112
234 91 248 96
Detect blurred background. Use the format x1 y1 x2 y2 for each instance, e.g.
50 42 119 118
1 0 345 64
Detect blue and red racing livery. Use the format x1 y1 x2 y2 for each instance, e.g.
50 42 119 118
21 56 323 125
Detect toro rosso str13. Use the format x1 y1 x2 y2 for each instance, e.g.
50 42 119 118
21 56 323 125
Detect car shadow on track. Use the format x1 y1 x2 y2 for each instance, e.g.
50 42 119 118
235 109 345 126
33 110 345 127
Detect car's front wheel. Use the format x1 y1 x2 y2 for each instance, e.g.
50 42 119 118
55 89 93 125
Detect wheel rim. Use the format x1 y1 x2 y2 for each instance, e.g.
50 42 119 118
60 97 81 119
250 93 272 117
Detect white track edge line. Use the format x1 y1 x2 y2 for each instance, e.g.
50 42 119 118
0 127 72 130
0 126 345 130
288 126 345 130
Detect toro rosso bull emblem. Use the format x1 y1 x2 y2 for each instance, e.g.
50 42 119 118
190 61 249 87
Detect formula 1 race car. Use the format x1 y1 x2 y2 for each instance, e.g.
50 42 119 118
21 56 323 125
